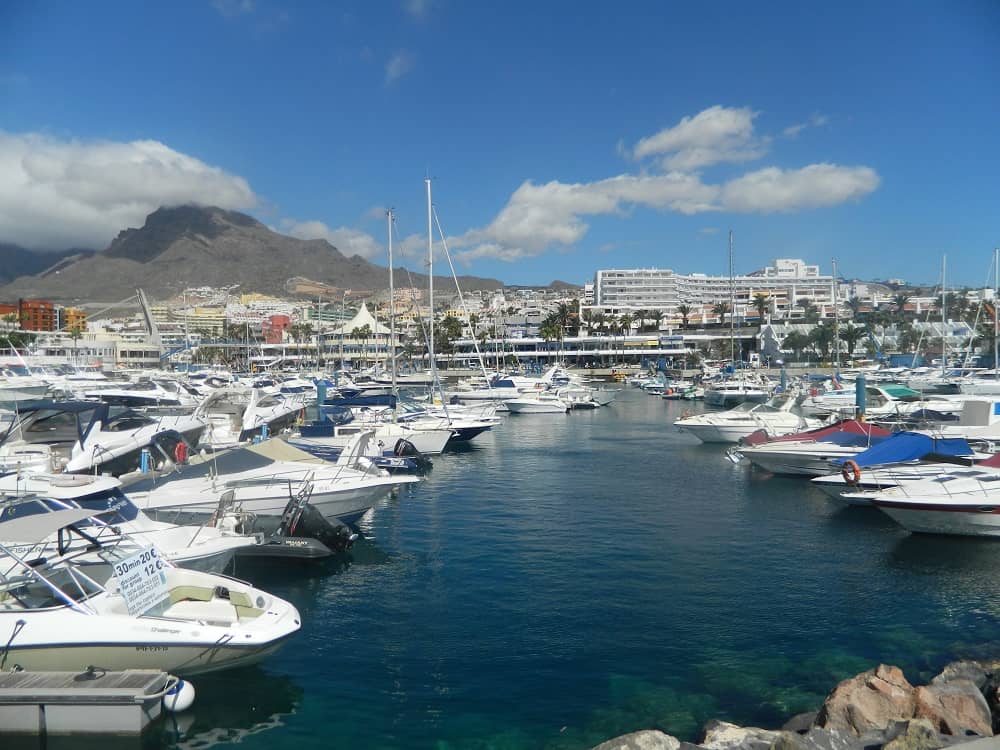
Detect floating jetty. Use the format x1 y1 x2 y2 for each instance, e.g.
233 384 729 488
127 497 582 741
0 669 175 735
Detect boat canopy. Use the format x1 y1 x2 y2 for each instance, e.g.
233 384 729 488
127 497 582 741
741 419 890 447
832 432 974 468
0 508 101 543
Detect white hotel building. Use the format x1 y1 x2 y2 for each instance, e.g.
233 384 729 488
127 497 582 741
585 259 837 326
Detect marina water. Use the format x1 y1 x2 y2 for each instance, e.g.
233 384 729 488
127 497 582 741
139 388 1000 749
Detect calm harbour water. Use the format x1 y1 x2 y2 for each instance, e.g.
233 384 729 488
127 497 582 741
130 388 1000 749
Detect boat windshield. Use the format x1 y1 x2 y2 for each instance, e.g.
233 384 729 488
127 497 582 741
0 562 103 610
0 489 141 527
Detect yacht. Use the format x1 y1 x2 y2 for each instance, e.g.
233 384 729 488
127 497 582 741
731 419 891 476
0 508 300 676
505 391 570 414
0 473 258 575
122 436 419 530
702 376 772 408
194 387 306 448
676 394 822 444
0 400 206 477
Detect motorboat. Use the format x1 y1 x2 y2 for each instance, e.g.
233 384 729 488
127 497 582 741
0 472 258 574
0 400 206 477
809 432 982 504
868 456 1000 536
85 378 204 408
504 391 570 414
0 508 300 676
703 378 772 408
730 419 891 476
194 387 306 448
676 394 822 444
122 434 419 530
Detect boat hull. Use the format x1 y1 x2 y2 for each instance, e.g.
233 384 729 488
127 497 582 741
875 502 1000 537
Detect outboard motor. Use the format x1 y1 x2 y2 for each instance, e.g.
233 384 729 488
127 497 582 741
393 438 433 473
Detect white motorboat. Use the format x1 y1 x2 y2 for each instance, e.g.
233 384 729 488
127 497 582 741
676 394 822 444
808 432 983 504
0 473 258 574
504 392 570 414
731 420 891 476
86 378 204 408
0 508 300 676
194 387 306 448
703 376 772 408
292 419 452 456
0 401 206 477
868 458 1000 536
123 436 418 530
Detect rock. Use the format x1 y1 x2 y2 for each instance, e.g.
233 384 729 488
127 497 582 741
931 661 989 692
912 680 992 737
790 727 865 750
814 664 916 736
881 717 949 750
701 720 781 750
768 733 805 750
590 730 682 750
782 713 817 735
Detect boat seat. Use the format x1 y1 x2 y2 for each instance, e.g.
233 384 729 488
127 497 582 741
168 585 215 604
161 598 237 626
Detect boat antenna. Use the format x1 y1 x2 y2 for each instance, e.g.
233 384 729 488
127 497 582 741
728 230 735 368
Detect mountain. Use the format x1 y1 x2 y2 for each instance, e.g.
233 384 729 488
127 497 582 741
0 245 97 287
0 205 503 303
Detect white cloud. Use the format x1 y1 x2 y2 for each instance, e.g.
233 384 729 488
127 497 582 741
0 131 257 250
385 51 415 85
451 173 720 263
720 164 881 213
282 220 385 260
783 113 830 138
211 0 255 18
632 105 768 170
404 0 431 19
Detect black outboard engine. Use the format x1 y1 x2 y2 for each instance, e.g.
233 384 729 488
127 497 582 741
393 438 433 472
283 502 357 555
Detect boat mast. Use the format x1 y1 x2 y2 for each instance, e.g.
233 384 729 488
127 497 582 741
387 208 397 399
832 258 840 369
941 254 947 375
426 178 435 386
728 230 735 367
994 247 998 380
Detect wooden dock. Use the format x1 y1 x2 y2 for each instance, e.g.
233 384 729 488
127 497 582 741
0 669 171 735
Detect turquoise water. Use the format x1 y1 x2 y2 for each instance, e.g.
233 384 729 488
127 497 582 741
138 389 1000 749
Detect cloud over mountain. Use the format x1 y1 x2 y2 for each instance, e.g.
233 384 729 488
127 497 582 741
0 132 257 250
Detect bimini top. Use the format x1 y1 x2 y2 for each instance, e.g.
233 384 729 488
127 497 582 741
0 507 101 544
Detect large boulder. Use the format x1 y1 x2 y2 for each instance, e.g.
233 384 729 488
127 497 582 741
590 730 681 750
912 681 992 737
814 664 916 735
881 718 951 750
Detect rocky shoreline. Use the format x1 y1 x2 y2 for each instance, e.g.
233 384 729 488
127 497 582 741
590 660 1000 750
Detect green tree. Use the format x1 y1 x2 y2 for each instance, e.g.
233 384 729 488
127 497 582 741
810 322 837 359
839 323 867 359
797 299 820 324
782 330 811 361
676 304 692 329
751 293 769 329
892 293 911 322
712 302 730 327
845 295 864 321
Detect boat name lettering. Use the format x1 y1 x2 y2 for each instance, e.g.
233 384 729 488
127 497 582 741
135 646 168 652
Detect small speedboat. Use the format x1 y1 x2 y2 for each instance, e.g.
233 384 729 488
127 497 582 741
0 508 300 676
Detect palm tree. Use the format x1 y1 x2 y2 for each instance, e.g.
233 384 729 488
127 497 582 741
839 323 866 359
650 310 664 332
712 302 730 327
845 295 864 322
676 304 692 330
797 299 819 324
892 293 911 322
751 293 769 329
809 322 837 360
633 309 647 332
782 331 811 362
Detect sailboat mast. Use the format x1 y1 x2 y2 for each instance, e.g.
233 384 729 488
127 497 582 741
941 254 947 374
728 230 735 366
387 208 397 397
426 178 435 383
832 258 840 368
994 247 998 379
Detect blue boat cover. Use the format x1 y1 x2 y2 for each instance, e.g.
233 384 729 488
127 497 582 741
817 432 887 448
832 432 972 467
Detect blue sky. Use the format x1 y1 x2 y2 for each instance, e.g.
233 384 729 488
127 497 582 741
1 1 998 287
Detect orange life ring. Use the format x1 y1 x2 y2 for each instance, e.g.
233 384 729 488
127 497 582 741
173 441 188 464
841 459 861 486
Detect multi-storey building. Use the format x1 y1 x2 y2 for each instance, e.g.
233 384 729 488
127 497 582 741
588 259 836 324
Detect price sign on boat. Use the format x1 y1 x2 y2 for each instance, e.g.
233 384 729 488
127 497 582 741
112 545 169 616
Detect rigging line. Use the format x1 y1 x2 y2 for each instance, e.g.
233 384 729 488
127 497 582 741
431 206 490 382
